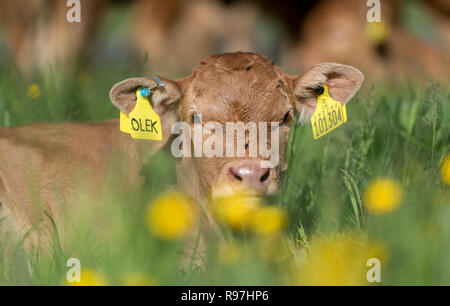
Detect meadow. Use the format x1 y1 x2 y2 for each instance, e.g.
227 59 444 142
0 56 449 286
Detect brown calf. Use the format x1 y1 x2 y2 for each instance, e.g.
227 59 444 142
0 52 363 251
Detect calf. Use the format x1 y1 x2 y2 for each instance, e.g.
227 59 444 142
0 52 363 251
288 0 450 82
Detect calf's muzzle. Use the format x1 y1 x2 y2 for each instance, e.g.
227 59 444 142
225 161 274 194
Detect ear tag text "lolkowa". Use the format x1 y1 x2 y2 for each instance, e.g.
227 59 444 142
311 85 347 139
119 87 162 141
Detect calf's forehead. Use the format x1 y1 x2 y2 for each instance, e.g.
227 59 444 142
182 56 292 123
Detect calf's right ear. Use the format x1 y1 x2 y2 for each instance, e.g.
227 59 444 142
288 63 364 122
109 76 182 116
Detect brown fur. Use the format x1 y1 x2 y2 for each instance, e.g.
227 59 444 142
0 0 110 72
0 120 160 248
0 0 447 82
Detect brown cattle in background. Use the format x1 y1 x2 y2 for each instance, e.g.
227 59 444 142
286 0 450 82
0 0 256 76
0 0 448 81
0 0 109 72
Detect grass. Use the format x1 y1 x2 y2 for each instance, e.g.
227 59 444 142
0 57 449 285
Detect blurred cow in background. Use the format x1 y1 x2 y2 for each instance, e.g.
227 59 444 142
286 0 450 82
0 0 109 72
0 0 257 76
130 0 257 75
0 0 448 82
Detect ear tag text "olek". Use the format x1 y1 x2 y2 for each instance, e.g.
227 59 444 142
311 85 347 139
120 88 162 141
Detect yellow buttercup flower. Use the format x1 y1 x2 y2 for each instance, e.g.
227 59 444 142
365 21 389 46
441 155 450 186
250 206 287 236
294 234 387 286
364 178 402 215
366 242 389 264
27 83 41 99
147 192 197 240
68 268 107 286
213 191 261 231
122 273 158 286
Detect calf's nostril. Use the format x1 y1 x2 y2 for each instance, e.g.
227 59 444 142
229 168 242 182
260 169 270 183
227 165 271 186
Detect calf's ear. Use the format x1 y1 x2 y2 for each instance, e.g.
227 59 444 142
109 76 182 116
288 63 364 122
109 76 185 149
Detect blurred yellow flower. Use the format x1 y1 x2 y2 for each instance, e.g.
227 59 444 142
364 178 402 215
27 83 40 99
441 155 450 186
213 191 261 231
294 234 387 286
122 273 158 286
365 21 389 46
69 268 107 286
366 242 389 264
147 192 197 240
250 206 287 236
217 242 241 265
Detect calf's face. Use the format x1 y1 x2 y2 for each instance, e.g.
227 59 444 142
110 53 363 199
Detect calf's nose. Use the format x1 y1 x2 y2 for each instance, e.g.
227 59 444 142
227 162 273 193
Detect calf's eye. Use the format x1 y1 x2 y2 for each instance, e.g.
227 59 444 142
281 111 292 125
191 113 202 124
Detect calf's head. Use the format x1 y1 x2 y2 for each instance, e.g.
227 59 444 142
110 52 363 199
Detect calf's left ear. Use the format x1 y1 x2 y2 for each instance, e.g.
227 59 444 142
109 76 182 116
288 63 364 121
109 76 184 149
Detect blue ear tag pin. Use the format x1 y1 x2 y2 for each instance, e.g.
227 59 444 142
139 76 164 98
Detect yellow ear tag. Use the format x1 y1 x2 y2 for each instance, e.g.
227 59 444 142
127 89 162 141
311 85 347 139
120 111 131 134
